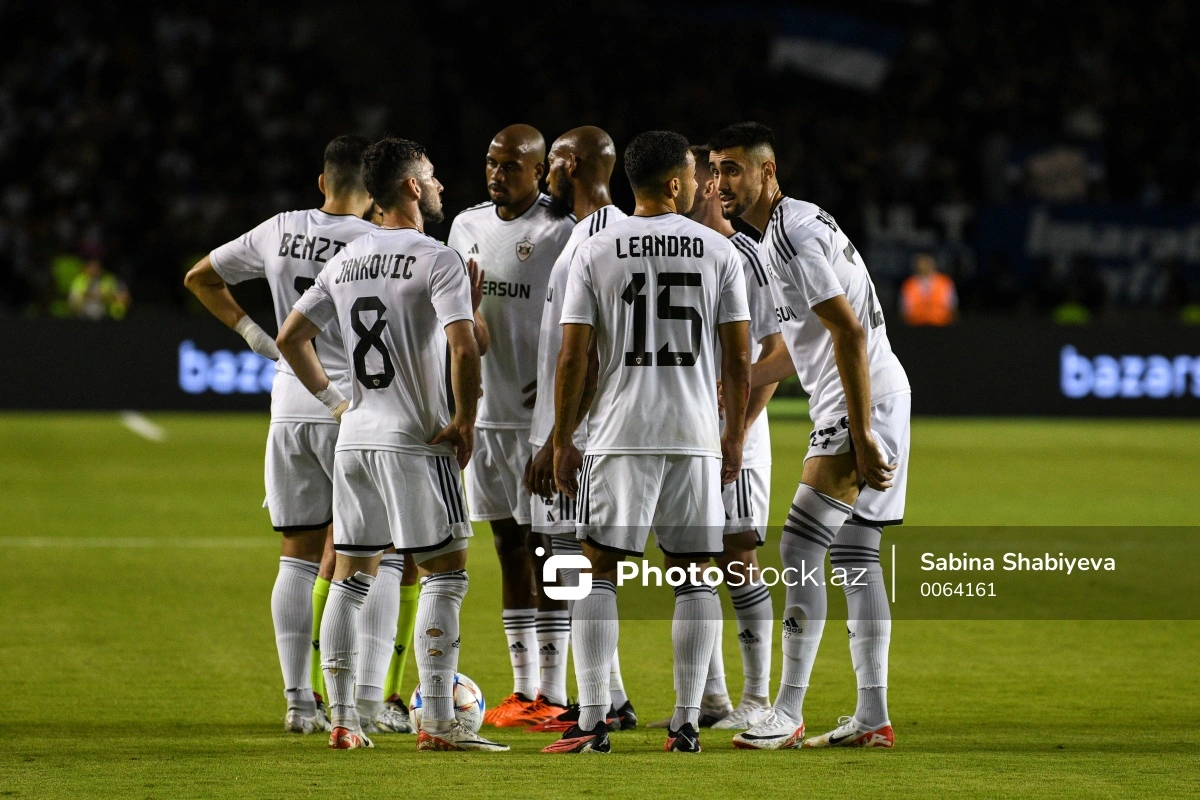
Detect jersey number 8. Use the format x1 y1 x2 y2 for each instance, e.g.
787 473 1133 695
351 296 395 390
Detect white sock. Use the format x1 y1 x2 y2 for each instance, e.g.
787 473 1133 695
356 553 402 723
609 647 628 709
321 572 374 730
671 584 720 730
728 579 773 700
774 484 852 723
272 556 318 714
572 579 618 730
536 609 571 706
502 607 537 698
703 610 728 697
831 522 891 728
415 569 468 733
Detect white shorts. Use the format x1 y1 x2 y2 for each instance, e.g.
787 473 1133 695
805 392 911 526
332 449 472 558
264 421 337 532
576 453 724 558
466 428 532 525
531 489 578 536
722 465 771 544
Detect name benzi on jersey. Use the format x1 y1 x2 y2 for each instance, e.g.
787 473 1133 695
333 253 417 283
277 232 348 263
615 234 705 259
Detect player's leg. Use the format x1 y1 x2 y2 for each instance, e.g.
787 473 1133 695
543 454 654 754
310 530 334 719
735 447 856 750
655 455 725 754
325 449 392 750
383 552 419 721
805 395 908 749
466 430 538 722
357 548 408 733
400 454 506 752
712 465 774 731
531 530 571 717
274 530 323 731
264 422 336 733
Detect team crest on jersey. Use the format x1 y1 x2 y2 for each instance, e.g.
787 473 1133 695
516 237 535 262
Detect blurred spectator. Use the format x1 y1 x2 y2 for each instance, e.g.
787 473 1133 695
901 251 957 326
68 257 130 320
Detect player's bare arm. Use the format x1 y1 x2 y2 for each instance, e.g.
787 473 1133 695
183 256 279 360
811 294 896 491
430 319 481 469
276 309 346 421
717 319 752 485
746 331 784 425
749 332 796 388
551 322 592 498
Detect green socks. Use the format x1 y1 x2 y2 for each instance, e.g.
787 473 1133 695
385 582 421 700
311 576 331 700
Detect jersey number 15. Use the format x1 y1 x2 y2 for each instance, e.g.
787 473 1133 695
621 272 702 367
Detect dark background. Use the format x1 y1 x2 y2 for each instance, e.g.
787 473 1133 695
2 0 1198 413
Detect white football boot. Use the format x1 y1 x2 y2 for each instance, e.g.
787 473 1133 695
416 722 510 752
284 709 327 734
731 708 805 750
711 695 770 730
362 703 415 734
803 716 894 748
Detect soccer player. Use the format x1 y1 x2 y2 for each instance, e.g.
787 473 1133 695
523 126 636 733
708 122 910 750
184 135 399 735
276 136 507 752
446 125 573 726
685 144 782 730
543 131 751 754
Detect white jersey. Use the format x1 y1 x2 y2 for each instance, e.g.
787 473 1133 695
529 205 627 448
292 228 474 455
729 231 774 468
757 198 909 423
209 209 376 424
447 195 573 430
560 213 750 456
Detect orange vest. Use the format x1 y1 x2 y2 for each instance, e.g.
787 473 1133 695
901 273 956 326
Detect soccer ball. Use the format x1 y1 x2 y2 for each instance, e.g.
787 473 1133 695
409 673 485 733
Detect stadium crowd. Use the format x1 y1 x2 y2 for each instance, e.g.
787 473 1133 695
2 0 1198 320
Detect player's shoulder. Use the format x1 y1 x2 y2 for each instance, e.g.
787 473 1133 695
729 231 769 284
530 194 575 233
450 200 495 228
775 198 839 240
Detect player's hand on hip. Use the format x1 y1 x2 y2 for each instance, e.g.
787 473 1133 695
855 431 897 491
525 442 556 500
430 419 475 470
720 435 743 485
553 442 583 500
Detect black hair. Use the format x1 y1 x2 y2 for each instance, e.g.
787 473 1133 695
361 137 429 211
623 130 691 192
322 135 371 195
689 144 712 170
707 122 775 155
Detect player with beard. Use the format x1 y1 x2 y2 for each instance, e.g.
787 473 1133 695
447 125 574 727
708 122 909 750
646 145 782 731
278 137 508 752
523 126 636 733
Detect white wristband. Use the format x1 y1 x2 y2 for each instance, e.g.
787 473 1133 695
315 383 349 422
234 316 280 360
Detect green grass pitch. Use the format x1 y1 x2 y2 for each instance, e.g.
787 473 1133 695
1 410 1198 798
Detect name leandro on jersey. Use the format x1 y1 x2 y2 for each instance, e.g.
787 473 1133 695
615 234 705 259
277 233 347 263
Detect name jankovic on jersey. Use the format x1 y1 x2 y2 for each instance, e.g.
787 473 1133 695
334 253 418 283
921 552 1116 574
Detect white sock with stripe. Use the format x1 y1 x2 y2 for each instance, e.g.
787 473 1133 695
356 553 402 723
415 569 468 732
502 608 537 698
831 522 891 728
728 579 774 700
321 572 374 730
272 556 318 715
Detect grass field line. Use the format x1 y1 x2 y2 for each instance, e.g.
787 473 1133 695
3 536 269 548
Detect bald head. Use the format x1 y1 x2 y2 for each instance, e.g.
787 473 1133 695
486 124 547 212
546 126 616 218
